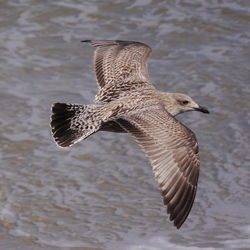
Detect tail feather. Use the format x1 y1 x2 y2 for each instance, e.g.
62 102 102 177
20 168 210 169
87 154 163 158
50 103 101 147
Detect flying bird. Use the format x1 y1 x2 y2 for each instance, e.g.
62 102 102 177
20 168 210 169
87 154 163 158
50 40 209 229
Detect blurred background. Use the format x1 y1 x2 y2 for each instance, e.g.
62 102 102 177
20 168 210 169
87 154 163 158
0 0 249 249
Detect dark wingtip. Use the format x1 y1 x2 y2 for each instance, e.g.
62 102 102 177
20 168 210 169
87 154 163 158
80 40 150 49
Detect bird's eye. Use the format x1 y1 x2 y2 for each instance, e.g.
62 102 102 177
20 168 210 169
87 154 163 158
180 100 189 105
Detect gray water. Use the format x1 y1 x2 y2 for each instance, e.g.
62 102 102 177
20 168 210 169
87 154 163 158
0 1 250 249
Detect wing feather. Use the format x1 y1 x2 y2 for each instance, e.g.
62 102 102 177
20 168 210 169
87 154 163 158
116 107 200 228
82 40 154 103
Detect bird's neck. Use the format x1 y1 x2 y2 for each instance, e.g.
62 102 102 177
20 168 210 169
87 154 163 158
158 92 180 116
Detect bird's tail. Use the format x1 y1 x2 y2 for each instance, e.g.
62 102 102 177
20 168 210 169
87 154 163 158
50 103 102 147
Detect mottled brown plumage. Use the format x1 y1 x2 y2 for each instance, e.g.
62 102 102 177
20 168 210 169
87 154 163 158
51 40 209 229
82 40 154 104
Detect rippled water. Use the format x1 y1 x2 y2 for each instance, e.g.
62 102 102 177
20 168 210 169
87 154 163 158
0 1 250 249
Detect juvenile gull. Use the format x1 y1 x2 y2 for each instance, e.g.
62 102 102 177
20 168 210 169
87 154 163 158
50 40 209 229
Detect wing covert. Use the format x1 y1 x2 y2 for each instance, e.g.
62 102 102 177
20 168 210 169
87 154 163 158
82 40 155 103
116 107 200 228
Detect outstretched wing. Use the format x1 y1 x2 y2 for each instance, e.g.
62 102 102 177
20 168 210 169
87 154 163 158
82 40 154 103
82 40 152 88
117 107 200 229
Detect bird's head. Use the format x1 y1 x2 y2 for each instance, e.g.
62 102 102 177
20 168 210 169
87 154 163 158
165 93 209 116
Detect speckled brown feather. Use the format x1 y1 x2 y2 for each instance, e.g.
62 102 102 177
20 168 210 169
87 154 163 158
116 106 200 229
82 40 154 103
50 40 208 229
51 103 102 147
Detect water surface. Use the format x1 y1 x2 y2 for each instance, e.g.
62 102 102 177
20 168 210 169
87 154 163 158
0 1 250 249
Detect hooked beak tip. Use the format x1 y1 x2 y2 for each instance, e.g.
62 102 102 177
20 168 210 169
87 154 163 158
195 105 210 114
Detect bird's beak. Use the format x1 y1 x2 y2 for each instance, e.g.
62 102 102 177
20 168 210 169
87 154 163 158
194 105 210 114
